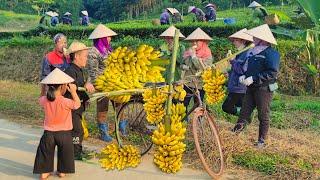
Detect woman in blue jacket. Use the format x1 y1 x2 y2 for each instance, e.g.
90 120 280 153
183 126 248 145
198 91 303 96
222 29 253 116
232 24 280 148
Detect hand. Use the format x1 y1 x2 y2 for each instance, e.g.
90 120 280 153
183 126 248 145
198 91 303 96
181 64 190 70
239 75 246 84
67 83 77 93
243 76 253 86
85 82 95 93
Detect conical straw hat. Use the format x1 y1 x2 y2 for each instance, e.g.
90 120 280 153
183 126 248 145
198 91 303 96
248 1 262 8
245 24 277 45
205 3 215 8
185 28 212 41
64 12 72 16
229 28 253 42
188 6 196 13
81 10 88 16
45 11 54 17
159 26 185 38
67 41 91 54
88 24 118 39
40 68 74 84
52 12 59 17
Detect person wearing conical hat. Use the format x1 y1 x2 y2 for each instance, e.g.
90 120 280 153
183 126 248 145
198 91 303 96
188 6 206 22
86 24 119 142
181 28 213 109
232 24 280 148
80 10 90 26
159 26 186 82
222 29 254 117
160 9 170 25
50 11 59 27
62 12 73 26
39 11 53 27
63 41 92 160
248 1 268 23
34 68 80 179
205 3 217 22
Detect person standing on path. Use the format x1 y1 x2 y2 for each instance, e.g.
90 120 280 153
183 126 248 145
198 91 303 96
232 24 280 148
34 68 80 179
64 41 93 160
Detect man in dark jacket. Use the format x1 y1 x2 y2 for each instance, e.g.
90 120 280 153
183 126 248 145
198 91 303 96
205 3 217 21
232 24 280 148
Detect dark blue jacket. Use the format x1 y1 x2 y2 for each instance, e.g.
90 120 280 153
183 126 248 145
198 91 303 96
245 47 280 88
205 7 216 21
227 51 248 94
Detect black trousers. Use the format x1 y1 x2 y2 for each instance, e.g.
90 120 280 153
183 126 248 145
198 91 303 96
33 130 74 174
237 87 273 141
222 92 245 115
183 86 205 110
72 105 85 157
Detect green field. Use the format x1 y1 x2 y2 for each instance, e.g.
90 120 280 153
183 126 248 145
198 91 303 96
0 10 40 32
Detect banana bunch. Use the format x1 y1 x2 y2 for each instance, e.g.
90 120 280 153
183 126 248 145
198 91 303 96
142 86 168 124
98 143 141 171
172 84 187 102
152 103 187 173
202 68 226 105
94 44 167 103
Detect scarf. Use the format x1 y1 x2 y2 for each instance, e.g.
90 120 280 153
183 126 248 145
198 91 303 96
93 37 112 56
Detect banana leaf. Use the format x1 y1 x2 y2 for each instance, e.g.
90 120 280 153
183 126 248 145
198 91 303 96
296 0 320 26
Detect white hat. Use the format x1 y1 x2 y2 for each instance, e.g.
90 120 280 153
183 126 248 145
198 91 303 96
205 3 215 8
188 6 196 13
45 11 54 17
81 10 88 16
185 28 212 41
229 28 253 42
40 68 74 84
67 41 91 54
245 24 277 45
88 24 118 39
248 1 262 8
52 12 59 17
159 26 185 38
166 8 179 15
64 12 72 16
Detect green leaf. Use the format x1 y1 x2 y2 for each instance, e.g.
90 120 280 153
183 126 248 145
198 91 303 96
304 64 318 76
296 0 320 26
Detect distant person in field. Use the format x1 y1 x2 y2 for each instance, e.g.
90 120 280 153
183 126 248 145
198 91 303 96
80 10 90 26
51 12 59 27
159 26 186 82
188 6 206 22
172 12 183 23
222 29 253 117
232 24 280 149
39 11 53 27
86 24 126 142
205 3 217 21
34 69 80 179
160 9 170 25
62 12 73 25
41 33 70 95
248 1 268 22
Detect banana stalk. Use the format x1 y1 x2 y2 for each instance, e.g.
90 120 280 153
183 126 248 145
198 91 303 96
164 29 180 132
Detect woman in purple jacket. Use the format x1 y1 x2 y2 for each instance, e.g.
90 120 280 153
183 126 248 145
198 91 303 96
222 29 253 116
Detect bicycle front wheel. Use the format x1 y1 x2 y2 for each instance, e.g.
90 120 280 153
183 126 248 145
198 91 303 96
116 98 153 156
192 108 224 179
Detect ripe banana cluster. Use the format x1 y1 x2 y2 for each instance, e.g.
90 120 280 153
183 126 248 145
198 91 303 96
99 143 141 171
173 84 187 102
202 68 226 105
95 44 167 103
142 86 168 124
152 103 187 173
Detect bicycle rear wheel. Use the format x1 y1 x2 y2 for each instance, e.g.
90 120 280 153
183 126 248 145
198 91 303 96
192 108 224 179
116 97 153 156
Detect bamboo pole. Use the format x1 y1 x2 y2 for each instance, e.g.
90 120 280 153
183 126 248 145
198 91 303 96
164 29 180 132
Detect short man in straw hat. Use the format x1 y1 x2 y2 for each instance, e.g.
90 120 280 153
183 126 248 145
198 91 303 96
232 24 280 148
159 25 186 82
181 28 213 110
64 41 92 159
222 29 253 117
87 24 121 142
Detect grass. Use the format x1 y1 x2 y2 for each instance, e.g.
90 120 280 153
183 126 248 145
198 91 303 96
0 10 40 32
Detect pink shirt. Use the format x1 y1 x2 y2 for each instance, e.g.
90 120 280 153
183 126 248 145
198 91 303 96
39 96 80 131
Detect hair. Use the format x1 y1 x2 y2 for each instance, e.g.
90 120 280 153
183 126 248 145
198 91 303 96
69 53 75 62
46 84 62 101
53 33 66 44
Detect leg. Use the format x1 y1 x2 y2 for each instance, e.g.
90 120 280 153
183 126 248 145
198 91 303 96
72 109 84 159
222 93 244 115
56 131 75 174
183 85 194 110
254 89 273 143
33 131 55 174
96 97 113 142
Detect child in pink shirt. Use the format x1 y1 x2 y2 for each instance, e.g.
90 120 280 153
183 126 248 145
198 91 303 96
33 68 80 179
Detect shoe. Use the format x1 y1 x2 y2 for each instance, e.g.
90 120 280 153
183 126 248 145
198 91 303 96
119 120 128 136
254 139 266 149
98 123 113 142
231 122 246 133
